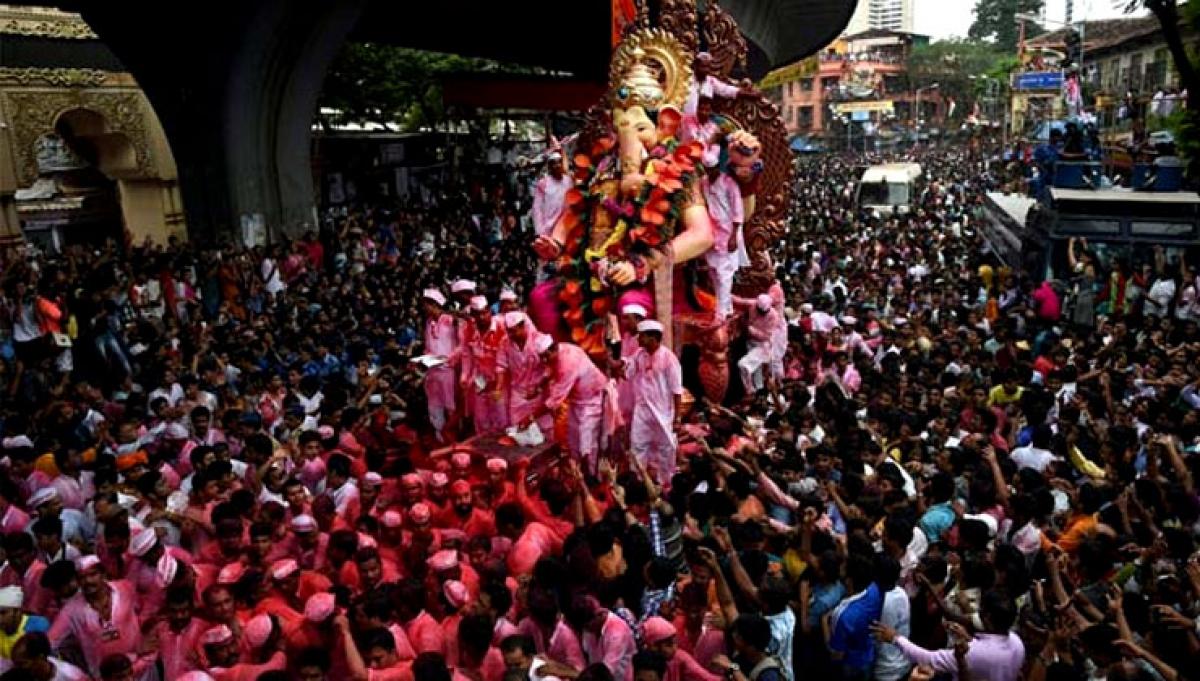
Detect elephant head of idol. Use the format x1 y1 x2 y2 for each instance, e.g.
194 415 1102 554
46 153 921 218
609 32 691 199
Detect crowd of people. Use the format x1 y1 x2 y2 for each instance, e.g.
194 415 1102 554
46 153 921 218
0 135 1198 681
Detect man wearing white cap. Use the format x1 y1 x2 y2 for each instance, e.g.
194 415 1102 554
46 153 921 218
522 337 609 473
739 294 784 395
449 279 477 307
462 295 509 435
621 320 683 484
0 586 49 659
422 289 458 441
48 556 146 678
533 151 572 239
614 303 648 427
498 289 521 314
27 486 90 547
499 311 551 432
700 148 745 319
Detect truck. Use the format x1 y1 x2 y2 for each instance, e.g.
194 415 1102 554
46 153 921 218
984 186 1200 283
856 162 922 215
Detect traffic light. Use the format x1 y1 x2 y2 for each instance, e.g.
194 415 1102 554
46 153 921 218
1064 29 1082 68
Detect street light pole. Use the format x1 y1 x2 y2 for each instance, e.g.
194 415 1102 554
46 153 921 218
915 83 939 146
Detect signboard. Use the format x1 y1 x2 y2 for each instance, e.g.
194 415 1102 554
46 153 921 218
851 110 871 122
1012 71 1064 91
833 100 894 115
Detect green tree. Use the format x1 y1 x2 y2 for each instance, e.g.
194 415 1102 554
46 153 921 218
318 44 537 132
907 40 1009 119
968 0 1045 52
1126 1 1200 173
1125 0 1200 110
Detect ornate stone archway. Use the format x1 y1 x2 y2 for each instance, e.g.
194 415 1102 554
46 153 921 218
3 90 155 185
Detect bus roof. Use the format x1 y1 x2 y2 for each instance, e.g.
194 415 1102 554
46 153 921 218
861 163 921 183
1048 187 1200 205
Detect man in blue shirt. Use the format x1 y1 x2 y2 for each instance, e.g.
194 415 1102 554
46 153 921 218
918 472 956 543
828 554 883 681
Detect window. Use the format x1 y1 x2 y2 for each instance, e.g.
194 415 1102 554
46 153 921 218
1131 221 1196 238
821 77 839 92
858 182 910 207
1055 218 1120 235
800 78 814 92
798 106 814 129
788 81 795 98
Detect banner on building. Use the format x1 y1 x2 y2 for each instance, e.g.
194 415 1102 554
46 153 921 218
833 100 894 115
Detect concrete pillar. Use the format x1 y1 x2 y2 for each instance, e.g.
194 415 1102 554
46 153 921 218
80 0 368 244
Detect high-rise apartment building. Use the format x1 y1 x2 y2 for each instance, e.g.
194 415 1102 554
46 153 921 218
844 0 914 34
868 0 913 32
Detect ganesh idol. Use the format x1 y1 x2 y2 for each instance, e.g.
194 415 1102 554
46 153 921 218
528 29 718 358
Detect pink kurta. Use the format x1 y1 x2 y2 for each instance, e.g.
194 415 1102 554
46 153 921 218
499 331 550 429
424 313 458 435
625 345 683 485
209 651 287 681
48 581 142 678
544 343 608 464
461 317 510 435
616 333 639 426
683 74 741 115
582 612 637 681
533 173 573 237
388 622 417 661
0 560 49 614
0 505 30 534
155 618 206 679
738 307 784 394
668 648 723 681
506 522 563 577
701 173 745 317
52 473 92 511
441 612 461 667
404 611 445 656
130 546 193 616
518 618 586 671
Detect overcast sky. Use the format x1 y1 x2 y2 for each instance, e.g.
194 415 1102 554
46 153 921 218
914 0 1141 41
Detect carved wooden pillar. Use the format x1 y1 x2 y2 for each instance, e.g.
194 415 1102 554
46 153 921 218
698 317 732 403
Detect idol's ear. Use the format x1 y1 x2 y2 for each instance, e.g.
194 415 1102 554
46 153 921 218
657 105 682 139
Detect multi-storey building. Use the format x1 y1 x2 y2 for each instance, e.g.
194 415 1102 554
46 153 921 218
762 29 934 139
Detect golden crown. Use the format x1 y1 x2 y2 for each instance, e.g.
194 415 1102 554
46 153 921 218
609 29 692 111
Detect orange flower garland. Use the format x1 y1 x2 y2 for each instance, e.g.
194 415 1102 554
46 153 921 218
552 135 702 355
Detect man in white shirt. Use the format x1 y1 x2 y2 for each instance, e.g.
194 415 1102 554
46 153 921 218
700 151 745 319
1010 426 1057 473
1145 274 1175 317
148 369 184 409
500 634 562 681
532 152 573 238
683 52 742 116
874 556 912 681
323 454 360 517
1176 273 1200 322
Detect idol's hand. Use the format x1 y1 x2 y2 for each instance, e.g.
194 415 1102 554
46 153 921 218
532 236 560 260
608 261 637 286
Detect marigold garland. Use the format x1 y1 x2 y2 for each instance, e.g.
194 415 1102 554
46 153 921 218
552 136 704 355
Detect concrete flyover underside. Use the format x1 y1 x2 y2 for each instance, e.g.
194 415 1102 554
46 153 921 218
31 0 856 242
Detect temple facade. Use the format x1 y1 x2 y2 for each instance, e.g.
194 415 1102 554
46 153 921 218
0 5 183 253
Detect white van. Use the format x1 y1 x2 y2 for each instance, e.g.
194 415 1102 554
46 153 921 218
856 163 922 215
